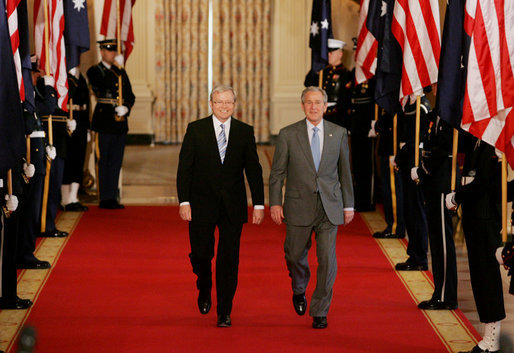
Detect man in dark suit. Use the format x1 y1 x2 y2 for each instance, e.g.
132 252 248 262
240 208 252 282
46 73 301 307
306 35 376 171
176 85 265 328
269 86 354 329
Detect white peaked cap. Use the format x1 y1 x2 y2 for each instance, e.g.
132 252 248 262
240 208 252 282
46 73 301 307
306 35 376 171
328 38 346 49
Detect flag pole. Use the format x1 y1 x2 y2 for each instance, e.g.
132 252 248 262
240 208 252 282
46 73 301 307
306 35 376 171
318 69 323 88
41 0 53 233
116 0 123 108
4 169 13 218
450 129 459 191
502 154 508 243
414 96 421 168
390 113 398 234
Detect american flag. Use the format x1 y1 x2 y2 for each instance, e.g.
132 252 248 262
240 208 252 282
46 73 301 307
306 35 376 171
100 0 136 61
355 0 377 84
6 0 24 102
461 0 514 165
391 0 441 99
34 0 68 111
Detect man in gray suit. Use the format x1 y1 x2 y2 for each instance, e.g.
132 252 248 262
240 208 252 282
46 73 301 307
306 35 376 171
269 86 354 329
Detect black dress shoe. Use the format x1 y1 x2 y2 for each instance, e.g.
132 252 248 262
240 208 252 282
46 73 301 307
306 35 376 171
197 293 211 315
0 297 33 310
292 293 307 316
395 262 428 271
217 315 231 327
373 229 405 239
312 316 328 329
39 229 68 238
17 260 51 270
64 202 89 211
459 345 499 353
99 200 125 209
418 299 457 310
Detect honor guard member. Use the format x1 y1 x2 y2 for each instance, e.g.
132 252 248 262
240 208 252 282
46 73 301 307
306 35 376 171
411 115 457 310
368 110 406 239
61 68 90 212
394 95 430 271
304 39 353 129
87 39 135 209
350 76 376 212
16 59 54 269
37 69 72 238
446 137 505 353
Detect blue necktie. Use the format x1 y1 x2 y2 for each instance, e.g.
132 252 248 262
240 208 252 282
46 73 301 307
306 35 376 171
311 126 320 171
218 123 227 163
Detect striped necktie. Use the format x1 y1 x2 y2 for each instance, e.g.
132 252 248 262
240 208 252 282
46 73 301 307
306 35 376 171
218 123 227 163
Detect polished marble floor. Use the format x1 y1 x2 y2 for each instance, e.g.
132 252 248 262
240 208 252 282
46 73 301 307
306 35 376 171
118 144 514 346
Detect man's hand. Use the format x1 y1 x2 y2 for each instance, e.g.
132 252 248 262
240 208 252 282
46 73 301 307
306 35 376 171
252 209 264 224
46 145 56 160
67 119 77 133
445 192 457 211
270 205 284 225
179 204 192 221
344 210 354 225
43 75 55 87
368 120 378 138
115 105 129 117
115 54 125 67
5 194 18 212
23 163 35 178
410 167 419 182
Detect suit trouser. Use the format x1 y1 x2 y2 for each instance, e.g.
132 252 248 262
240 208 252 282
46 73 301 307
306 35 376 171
423 188 457 306
285 195 338 317
400 167 428 266
97 133 126 202
17 173 44 263
379 155 405 235
44 157 64 233
461 207 505 323
188 207 243 316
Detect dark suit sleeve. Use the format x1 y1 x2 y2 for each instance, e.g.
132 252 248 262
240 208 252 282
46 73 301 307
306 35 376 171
176 123 195 203
243 126 264 206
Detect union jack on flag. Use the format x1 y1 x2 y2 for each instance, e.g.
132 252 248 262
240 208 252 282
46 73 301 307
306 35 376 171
461 0 514 166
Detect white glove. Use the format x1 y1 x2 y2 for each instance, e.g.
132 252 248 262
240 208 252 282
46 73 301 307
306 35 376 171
23 163 35 178
46 145 56 160
87 130 92 143
115 105 129 117
495 148 503 159
389 155 397 169
114 54 125 67
445 192 457 210
496 247 505 265
67 119 77 133
68 66 80 79
410 167 419 181
5 194 18 212
399 142 406 149
43 75 55 87
368 120 377 138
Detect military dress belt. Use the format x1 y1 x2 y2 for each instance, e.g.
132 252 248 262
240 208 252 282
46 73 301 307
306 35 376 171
29 130 45 138
40 115 68 123
351 97 373 104
97 98 124 105
69 103 87 111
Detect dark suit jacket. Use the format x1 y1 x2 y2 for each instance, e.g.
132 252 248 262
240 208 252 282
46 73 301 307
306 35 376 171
177 116 264 224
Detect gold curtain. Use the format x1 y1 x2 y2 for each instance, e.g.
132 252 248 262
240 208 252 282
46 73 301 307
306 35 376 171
154 0 209 143
212 0 271 142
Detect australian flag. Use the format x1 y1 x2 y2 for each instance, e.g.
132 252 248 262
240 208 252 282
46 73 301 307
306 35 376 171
63 0 90 70
435 0 468 128
309 0 333 72
367 0 402 115
0 0 25 175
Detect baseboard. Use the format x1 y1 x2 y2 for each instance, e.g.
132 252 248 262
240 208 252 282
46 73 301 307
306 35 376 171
126 134 154 145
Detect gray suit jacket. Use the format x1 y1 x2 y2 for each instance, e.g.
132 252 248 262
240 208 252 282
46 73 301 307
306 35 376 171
269 119 354 226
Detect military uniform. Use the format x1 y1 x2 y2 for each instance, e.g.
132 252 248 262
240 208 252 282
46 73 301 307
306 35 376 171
61 72 90 211
37 78 69 237
87 59 135 207
394 96 431 269
350 77 376 211
304 64 353 129
416 116 457 308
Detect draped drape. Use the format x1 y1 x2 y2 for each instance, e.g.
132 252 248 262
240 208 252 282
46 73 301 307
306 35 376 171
212 0 271 142
154 0 209 143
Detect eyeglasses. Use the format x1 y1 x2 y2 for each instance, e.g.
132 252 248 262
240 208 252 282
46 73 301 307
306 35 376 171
212 101 235 106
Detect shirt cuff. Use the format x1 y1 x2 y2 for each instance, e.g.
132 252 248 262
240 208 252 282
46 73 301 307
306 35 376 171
254 205 264 210
179 202 190 206
343 208 354 211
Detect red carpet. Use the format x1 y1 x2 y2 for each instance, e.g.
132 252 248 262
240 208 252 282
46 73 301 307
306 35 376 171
23 206 455 352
